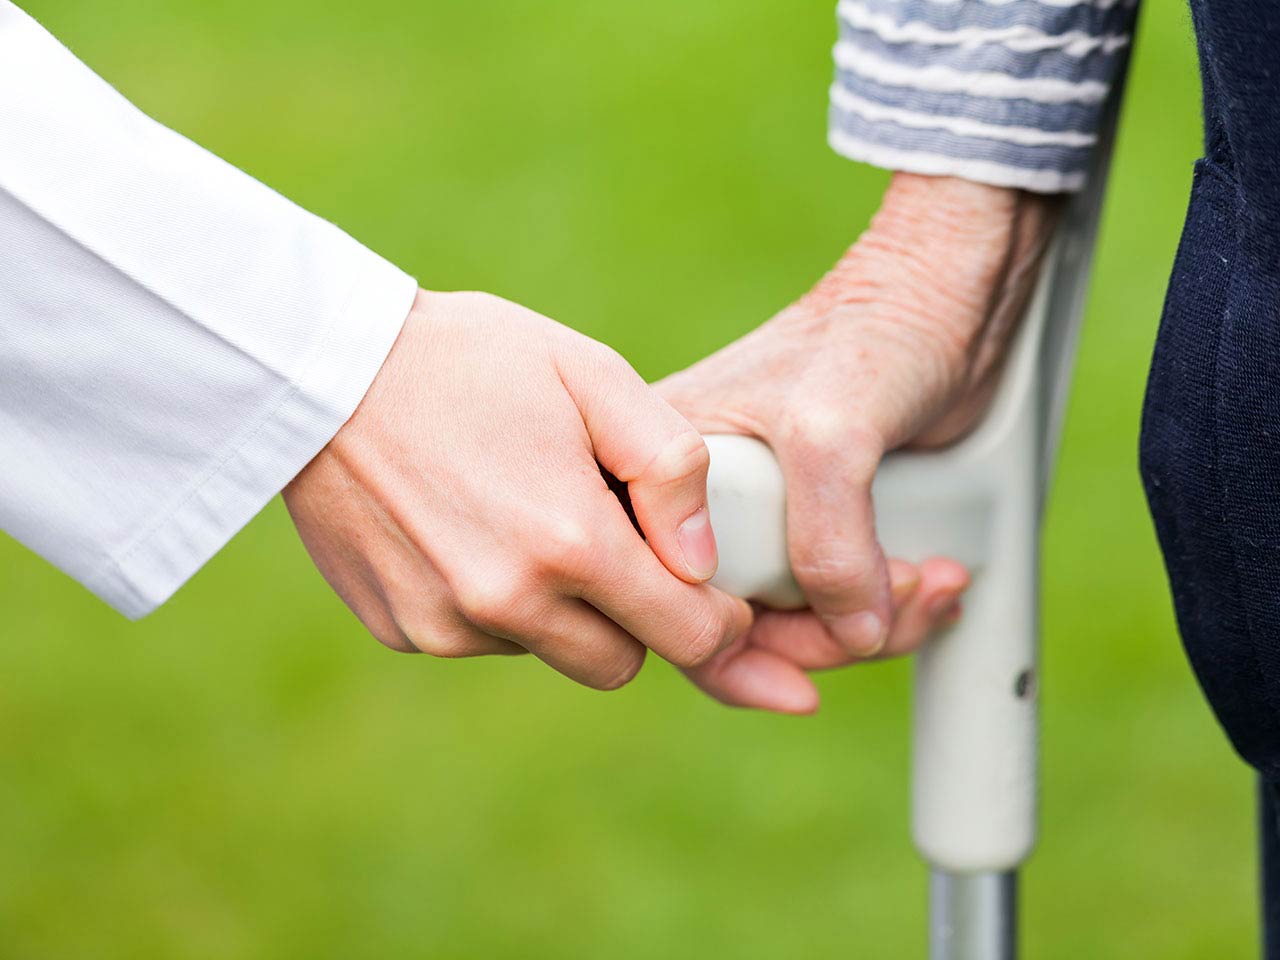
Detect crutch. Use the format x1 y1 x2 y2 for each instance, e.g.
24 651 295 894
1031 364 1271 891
701 72 1127 960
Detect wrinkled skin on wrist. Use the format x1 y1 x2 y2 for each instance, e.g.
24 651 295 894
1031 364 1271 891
284 290 752 692
658 173 1061 713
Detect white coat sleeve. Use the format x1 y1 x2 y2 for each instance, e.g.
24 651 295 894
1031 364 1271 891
0 1 419 617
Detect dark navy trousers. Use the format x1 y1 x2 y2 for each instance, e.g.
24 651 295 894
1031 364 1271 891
1139 1 1280 951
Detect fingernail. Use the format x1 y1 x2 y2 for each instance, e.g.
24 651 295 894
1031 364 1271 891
827 610 886 656
890 565 920 606
677 508 718 581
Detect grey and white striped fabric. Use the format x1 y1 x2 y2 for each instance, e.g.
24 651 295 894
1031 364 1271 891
829 0 1139 193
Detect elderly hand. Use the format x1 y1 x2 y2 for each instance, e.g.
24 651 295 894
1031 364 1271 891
658 173 1061 713
284 290 751 690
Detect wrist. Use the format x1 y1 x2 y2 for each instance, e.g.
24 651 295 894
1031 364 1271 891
874 173 1054 238
810 173 1058 344
870 172 1057 276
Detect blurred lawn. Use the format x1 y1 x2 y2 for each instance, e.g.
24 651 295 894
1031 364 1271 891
0 2 1247 958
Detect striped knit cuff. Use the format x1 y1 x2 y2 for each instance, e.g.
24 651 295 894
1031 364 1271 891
828 0 1137 194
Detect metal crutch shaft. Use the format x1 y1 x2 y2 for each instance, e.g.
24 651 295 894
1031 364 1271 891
929 871 1016 960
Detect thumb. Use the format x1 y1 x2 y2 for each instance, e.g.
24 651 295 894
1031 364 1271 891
560 343 719 584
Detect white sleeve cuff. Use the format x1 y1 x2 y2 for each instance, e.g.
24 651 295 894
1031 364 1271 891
85 257 417 619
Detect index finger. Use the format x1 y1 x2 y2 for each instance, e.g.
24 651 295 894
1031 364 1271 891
773 426 892 656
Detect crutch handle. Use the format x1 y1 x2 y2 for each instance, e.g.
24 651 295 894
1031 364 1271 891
704 246 1059 873
704 400 1039 871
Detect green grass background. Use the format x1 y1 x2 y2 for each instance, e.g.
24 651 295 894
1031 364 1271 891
0 2 1244 957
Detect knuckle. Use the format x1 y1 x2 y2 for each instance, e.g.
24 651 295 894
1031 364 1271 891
372 627 418 654
532 517 598 579
640 429 710 489
352 603 418 654
780 403 842 456
671 610 732 668
590 650 646 691
451 570 531 634
408 628 475 659
792 541 878 596
779 406 882 479
390 608 472 658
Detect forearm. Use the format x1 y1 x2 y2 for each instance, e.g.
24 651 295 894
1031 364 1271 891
810 173 1060 324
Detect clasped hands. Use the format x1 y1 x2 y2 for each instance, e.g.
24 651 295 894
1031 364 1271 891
284 174 1059 713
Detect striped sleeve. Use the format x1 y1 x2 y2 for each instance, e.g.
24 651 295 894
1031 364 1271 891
828 0 1139 193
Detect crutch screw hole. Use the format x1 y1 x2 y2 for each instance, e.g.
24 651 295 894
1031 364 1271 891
1014 669 1036 700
